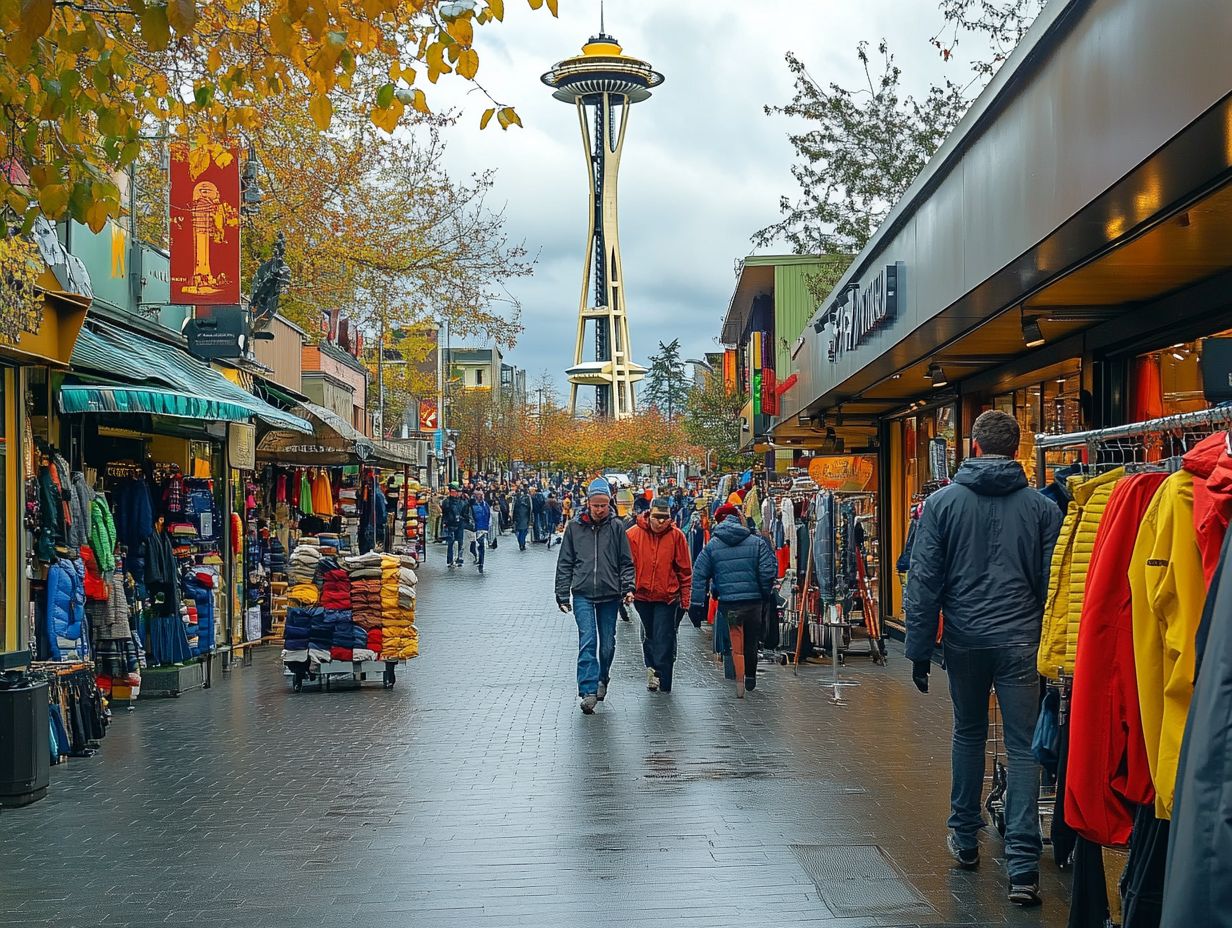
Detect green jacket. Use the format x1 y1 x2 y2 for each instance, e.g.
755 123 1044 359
89 496 117 573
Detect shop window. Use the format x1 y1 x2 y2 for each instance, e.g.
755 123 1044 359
1131 330 1232 419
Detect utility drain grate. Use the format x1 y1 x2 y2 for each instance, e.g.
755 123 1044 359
789 844 935 918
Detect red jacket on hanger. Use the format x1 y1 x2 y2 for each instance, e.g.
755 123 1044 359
1193 440 1232 587
1065 471 1166 845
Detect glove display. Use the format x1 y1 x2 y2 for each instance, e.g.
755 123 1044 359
688 604 707 628
911 658 931 694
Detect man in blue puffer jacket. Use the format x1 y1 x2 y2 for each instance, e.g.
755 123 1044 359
689 504 776 698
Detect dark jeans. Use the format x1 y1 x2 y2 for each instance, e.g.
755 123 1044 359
516 528 528 549
444 525 465 563
636 600 681 692
722 602 762 684
943 642 1042 879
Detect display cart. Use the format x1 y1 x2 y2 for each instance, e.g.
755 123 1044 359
284 659 404 691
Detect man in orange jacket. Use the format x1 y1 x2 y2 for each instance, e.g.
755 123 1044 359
628 497 693 693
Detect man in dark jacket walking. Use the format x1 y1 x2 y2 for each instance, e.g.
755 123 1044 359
531 486 547 543
512 486 532 551
439 484 471 568
689 505 776 698
555 478 635 714
905 410 1062 907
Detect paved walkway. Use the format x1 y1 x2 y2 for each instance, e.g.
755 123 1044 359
0 535 1072 927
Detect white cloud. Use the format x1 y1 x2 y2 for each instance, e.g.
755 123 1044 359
430 0 968 393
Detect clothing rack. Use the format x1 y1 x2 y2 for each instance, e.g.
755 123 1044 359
1034 406 1232 488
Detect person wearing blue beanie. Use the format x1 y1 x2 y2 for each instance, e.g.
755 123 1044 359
555 477 635 714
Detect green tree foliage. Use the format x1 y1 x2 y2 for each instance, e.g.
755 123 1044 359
758 1 1048 257
683 376 748 474
640 338 690 420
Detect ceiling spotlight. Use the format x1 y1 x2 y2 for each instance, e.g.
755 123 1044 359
1170 344 1190 362
927 363 949 387
1022 314 1045 348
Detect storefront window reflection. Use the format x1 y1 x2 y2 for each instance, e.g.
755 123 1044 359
1132 331 1232 418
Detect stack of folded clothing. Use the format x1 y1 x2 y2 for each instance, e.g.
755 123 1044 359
381 609 418 660
338 487 359 516
318 532 341 555
321 566 351 611
350 578 382 629
282 607 313 663
288 543 322 584
330 618 354 663
287 582 319 607
352 623 377 662
380 555 401 614
307 608 334 664
269 537 287 576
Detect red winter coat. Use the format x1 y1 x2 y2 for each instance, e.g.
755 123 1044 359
80 546 108 601
1066 472 1166 845
627 515 692 609
1193 439 1232 587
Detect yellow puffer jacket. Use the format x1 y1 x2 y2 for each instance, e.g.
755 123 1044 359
1038 467 1124 679
1130 468 1203 820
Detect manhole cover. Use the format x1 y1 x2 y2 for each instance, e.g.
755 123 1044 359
789 844 934 918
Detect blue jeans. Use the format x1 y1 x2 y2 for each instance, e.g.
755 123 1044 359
516 528 528 549
468 530 487 567
444 526 465 563
573 597 619 697
944 643 1042 878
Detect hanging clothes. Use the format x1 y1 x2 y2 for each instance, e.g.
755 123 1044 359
781 496 797 572
311 470 335 516
1162 527 1232 927
1191 440 1232 586
1066 471 1167 846
1130 433 1222 819
1038 467 1124 680
299 470 314 516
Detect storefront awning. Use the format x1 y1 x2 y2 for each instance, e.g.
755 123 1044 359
257 401 420 467
65 320 311 432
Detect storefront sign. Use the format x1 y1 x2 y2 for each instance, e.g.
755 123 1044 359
830 262 903 362
419 399 439 431
170 142 241 305
808 455 877 492
185 306 248 359
228 422 256 470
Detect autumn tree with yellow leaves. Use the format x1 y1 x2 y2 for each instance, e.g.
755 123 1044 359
0 0 557 232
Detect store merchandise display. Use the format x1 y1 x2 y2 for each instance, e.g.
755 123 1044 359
280 543 420 685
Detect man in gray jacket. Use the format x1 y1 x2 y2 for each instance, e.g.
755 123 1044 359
905 410 1062 907
555 478 635 714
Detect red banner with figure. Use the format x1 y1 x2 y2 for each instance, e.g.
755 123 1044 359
418 400 439 431
169 142 241 305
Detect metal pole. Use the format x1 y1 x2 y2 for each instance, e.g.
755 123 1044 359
377 317 385 439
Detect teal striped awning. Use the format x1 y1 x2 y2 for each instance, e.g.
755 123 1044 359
64 320 310 432
59 385 254 422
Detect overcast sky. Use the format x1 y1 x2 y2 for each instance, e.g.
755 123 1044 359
431 0 969 398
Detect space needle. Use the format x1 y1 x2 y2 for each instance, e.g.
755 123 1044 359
541 8 664 419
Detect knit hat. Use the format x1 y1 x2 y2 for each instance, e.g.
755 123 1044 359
650 497 672 513
587 478 611 499
715 504 740 522
726 492 743 506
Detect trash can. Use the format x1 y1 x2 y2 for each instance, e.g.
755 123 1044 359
0 676 50 807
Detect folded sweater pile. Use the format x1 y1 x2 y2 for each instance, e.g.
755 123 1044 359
288 544 322 583
321 568 351 610
288 582 320 607
284 605 320 664
350 578 383 629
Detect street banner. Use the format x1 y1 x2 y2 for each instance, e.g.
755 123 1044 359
419 399 439 431
170 142 241 305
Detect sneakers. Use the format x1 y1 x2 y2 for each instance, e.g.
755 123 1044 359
646 668 660 692
477 564 484 574
597 681 608 701
454 559 464 567
735 679 745 698
947 834 979 870
745 677 757 692
1008 873 1041 906
580 695 598 714
446 562 455 569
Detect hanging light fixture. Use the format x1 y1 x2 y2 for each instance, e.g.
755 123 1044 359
927 362 949 387
1021 309 1045 349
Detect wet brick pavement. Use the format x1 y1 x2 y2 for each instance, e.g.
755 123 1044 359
0 536 1072 927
